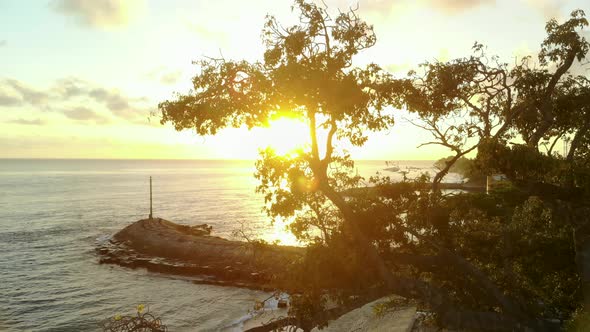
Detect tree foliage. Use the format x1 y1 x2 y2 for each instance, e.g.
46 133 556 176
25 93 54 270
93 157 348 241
159 2 590 331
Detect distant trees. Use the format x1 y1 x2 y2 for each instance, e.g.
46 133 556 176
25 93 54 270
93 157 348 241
433 156 484 183
159 1 590 331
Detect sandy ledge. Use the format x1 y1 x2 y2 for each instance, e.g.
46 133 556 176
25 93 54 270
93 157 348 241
236 297 416 332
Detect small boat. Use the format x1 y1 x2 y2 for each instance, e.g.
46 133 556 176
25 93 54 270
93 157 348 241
384 162 400 172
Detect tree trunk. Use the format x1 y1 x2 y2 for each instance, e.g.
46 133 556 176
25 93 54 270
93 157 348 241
319 181 398 290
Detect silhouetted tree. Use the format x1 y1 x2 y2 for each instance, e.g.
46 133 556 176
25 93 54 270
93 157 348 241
159 1 589 330
400 8 590 329
160 0 406 310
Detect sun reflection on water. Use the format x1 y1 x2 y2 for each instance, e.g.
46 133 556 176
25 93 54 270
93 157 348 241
262 217 301 247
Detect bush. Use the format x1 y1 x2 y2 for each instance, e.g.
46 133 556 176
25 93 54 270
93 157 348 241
102 305 167 332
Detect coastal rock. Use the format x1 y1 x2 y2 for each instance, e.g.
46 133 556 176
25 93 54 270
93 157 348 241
97 218 303 290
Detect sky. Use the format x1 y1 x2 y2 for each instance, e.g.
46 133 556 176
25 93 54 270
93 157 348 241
0 0 589 160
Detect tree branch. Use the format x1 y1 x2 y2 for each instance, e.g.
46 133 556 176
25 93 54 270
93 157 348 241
529 49 579 147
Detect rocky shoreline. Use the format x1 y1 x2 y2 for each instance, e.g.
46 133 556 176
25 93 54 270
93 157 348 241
97 218 303 290
97 218 421 331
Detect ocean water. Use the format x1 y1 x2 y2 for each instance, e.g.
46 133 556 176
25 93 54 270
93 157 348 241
0 159 441 331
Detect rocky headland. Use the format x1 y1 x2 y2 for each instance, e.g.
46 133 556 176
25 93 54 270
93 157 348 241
97 218 303 290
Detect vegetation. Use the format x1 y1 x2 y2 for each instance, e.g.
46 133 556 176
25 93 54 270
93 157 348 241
158 1 590 331
434 156 485 184
102 305 167 332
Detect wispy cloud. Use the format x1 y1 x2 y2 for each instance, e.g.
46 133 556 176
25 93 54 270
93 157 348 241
4 79 49 106
145 68 183 85
62 106 110 123
6 118 46 125
52 77 87 99
0 91 21 107
159 71 182 85
0 77 153 125
428 0 495 14
522 0 568 20
50 0 145 28
335 0 495 15
186 21 230 46
52 78 152 123
89 88 130 112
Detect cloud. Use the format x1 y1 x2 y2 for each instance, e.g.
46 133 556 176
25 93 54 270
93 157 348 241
326 0 386 12
145 68 183 85
51 78 150 122
88 88 130 112
425 0 495 14
522 0 567 20
159 71 182 85
335 0 495 15
7 118 45 125
1 77 153 125
0 40 6 47
50 0 144 28
0 79 49 107
186 21 230 46
52 77 88 98
4 79 49 106
0 91 21 107
51 78 140 116
62 106 110 123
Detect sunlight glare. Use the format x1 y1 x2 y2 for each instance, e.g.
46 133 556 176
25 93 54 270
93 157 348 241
263 217 300 246
261 117 309 156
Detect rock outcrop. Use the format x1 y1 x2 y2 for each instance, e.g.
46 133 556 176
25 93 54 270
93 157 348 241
97 218 303 290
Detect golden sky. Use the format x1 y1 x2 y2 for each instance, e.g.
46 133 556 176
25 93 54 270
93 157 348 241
0 0 588 160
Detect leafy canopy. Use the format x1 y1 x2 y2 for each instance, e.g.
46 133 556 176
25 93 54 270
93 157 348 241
158 0 405 243
159 0 402 150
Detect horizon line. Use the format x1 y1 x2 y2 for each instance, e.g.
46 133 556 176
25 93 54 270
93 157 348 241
0 157 439 161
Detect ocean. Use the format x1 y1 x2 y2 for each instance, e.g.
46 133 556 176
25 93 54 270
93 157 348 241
0 159 442 331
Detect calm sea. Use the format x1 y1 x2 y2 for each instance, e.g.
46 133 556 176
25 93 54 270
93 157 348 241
0 159 439 331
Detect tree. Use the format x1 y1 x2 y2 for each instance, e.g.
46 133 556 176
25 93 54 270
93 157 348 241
399 7 590 328
159 0 405 300
159 1 590 331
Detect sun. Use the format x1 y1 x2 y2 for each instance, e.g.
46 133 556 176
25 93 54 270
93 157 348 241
260 117 309 156
168 115 311 159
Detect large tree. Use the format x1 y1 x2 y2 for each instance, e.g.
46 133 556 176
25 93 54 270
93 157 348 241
159 0 404 299
159 2 589 331
399 8 590 330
